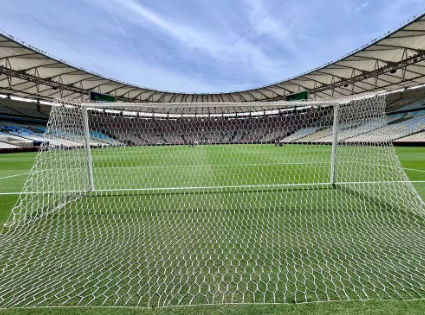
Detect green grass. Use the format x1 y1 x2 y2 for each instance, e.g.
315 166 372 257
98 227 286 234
0 152 34 224
2 301 425 315
1 146 425 315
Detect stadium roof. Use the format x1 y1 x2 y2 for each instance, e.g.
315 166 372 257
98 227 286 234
1 11 425 103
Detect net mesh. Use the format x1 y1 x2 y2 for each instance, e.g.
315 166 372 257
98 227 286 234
1 94 425 308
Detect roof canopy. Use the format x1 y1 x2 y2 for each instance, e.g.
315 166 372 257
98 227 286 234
1 12 425 103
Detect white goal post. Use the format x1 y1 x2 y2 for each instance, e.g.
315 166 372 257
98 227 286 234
330 103 339 186
82 105 95 192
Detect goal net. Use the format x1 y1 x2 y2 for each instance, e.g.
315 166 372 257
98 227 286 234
1 94 425 308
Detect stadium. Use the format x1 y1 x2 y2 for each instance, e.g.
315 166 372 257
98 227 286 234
1 2 425 315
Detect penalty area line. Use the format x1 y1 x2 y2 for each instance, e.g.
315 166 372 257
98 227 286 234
403 167 425 174
0 172 30 181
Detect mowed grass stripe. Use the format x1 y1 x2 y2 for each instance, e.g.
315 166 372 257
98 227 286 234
92 145 329 191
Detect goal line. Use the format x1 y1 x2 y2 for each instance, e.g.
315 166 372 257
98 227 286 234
1 180 423 195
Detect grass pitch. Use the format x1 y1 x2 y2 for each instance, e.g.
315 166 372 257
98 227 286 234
0 146 425 315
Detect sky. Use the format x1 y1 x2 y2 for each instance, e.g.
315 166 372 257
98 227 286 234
0 0 424 93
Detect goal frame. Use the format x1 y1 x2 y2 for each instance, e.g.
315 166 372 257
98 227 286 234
80 99 341 194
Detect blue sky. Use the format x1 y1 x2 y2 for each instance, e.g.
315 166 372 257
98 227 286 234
1 0 424 93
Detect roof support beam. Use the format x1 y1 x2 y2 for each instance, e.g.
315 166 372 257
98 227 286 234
0 65 154 103
311 51 425 95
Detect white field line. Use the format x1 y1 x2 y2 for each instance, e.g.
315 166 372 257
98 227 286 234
403 167 425 173
7 162 400 173
9 162 331 174
23 163 425 173
20 163 424 173
23 163 425 174
1 180 425 195
93 161 331 170
0 172 30 181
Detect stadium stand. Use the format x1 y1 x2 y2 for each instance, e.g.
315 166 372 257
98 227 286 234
0 105 23 116
347 113 425 143
0 141 19 149
90 108 332 146
1 87 425 152
0 132 33 148
307 117 400 143
395 131 425 142
396 99 425 112
297 127 332 143
0 100 48 120
385 86 425 112
12 107 48 119
0 119 121 150
2 109 424 150
281 127 317 142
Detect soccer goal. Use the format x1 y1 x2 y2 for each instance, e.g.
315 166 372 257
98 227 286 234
1 94 425 308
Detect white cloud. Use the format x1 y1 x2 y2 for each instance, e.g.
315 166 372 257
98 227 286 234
355 2 369 13
105 0 227 56
2 0 424 93
87 0 289 90
89 47 221 93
